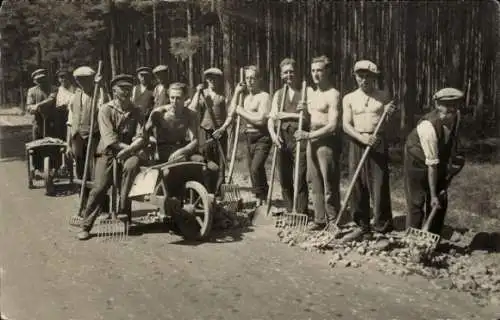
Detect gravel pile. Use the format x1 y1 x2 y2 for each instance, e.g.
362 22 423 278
277 226 500 306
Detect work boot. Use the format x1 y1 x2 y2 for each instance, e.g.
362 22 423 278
77 230 91 241
341 227 372 242
69 215 83 227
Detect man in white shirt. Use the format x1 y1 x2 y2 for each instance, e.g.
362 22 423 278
131 66 154 119
404 88 463 235
268 58 309 215
54 69 75 140
152 65 169 108
342 60 396 241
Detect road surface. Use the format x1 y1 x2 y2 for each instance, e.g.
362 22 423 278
0 126 498 320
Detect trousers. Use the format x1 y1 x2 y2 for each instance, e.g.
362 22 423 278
404 148 448 235
200 129 227 195
244 131 272 200
278 126 308 213
348 137 393 231
80 154 141 231
71 133 99 214
307 136 341 223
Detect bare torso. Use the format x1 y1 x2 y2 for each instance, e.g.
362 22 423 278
307 86 340 131
344 88 388 133
242 91 270 131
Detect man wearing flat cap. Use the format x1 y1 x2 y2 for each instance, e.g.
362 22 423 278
53 69 76 141
67 66 109 225
77 74 146 240
152 65 169 108
26 68 59 140
404 88 464 236
342 60 396 241
131 66 154 119
188 67 227 194
26 68 59 175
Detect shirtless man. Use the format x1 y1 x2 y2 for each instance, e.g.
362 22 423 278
294 56 341 230
268 58 309 215
146 82 199 163
214 65 271 205
342 60 396 241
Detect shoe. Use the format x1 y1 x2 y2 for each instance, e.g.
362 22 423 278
373 223 394 234
77 230 91 240
307 222 326 231
341 228 372 242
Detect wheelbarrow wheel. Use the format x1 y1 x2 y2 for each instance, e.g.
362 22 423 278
173 180 214 240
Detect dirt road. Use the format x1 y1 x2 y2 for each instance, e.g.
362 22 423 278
1 159 499 320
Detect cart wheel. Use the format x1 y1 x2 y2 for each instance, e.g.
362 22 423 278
174 180 213 240
44 157 55 196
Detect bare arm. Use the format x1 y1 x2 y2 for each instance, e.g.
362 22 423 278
267 92 279 136
180 115 199 156
428 165 439 199
342 95 366 144
218 89 240 131
308 90 340 139
238 92 270 127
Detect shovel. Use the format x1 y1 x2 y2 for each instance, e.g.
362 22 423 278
311 96 399 248
252 83 289 226
220 68 245 211
276 80 309 232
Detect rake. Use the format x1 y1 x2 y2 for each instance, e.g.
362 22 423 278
309 97 399 248
277 80 309 233
405 111 465 253
220 68 245 212
96 159 129 241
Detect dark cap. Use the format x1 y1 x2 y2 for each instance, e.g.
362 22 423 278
56 69 71 77
110 74 135 88
136 66 152 75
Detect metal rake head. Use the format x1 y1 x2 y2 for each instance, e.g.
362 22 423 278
220 184 242 203
405 227 441 250
280 213 309 233
96 218 129 241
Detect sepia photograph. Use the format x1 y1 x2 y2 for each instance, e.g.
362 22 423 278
0 0 499 319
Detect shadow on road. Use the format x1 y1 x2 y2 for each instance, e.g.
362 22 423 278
169 226 254 246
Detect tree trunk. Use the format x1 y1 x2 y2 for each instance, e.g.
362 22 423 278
108 0 117 78
210 0 215 66
403 2 417 131
187 3 194 95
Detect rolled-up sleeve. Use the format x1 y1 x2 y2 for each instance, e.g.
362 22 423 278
98 105 119 150
26 88 36 107
416 120 439 166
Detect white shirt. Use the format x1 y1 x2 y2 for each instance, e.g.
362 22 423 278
56 85 75 108
416 120 451 166
131 84 148 101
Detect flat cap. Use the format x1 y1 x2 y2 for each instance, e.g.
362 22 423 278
73 66 96 78
433 88 464 101
153 65 168 74
136 66 152 75
31 69 47 80
168 82 188 93
110 74 135 88
203 67 223 77
353 60 380 74
56 69 71 77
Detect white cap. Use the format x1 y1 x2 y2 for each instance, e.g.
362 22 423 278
73 66 96 78
353 60 380 74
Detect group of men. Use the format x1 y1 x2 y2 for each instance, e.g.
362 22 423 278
26 55 463 242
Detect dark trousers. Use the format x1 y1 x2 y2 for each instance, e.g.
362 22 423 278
201 129 227 195
31 112 57 170
349 137 393 231
72 133 98 214
307 136 341 223
244 131 272 200
80 154 141 231
404 149 448 235
278 126 308 213
52 107 68 141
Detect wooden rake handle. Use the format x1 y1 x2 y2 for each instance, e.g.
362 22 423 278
226 68 245 184
292 80 307 214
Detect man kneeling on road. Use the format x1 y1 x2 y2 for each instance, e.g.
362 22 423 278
404 88 463 235
146 82 218 181
77 74 146 241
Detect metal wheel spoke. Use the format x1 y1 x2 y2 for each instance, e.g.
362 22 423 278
195 216 204 227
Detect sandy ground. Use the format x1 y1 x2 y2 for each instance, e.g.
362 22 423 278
0 121 499 320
